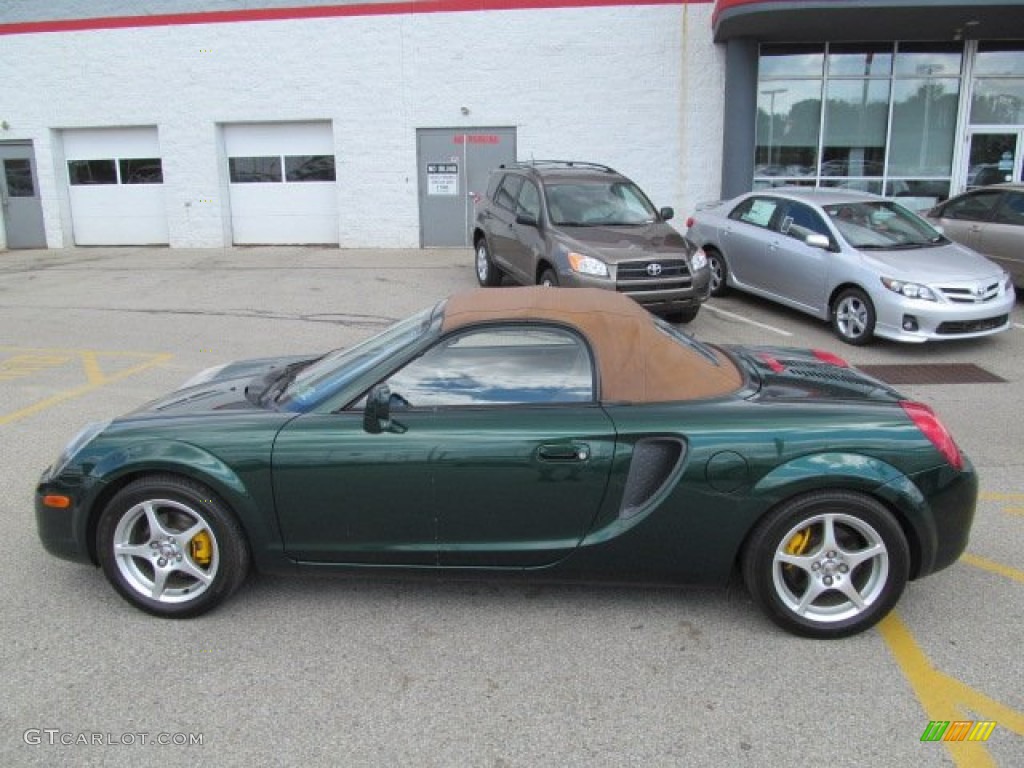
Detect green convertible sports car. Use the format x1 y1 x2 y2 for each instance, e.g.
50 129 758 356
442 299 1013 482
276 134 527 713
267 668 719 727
35 287 977 638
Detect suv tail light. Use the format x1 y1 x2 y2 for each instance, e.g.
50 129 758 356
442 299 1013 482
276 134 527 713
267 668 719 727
900 401 963 470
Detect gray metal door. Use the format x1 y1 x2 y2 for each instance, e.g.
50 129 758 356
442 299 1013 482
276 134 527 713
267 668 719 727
417 127 516 247
0 142 46 249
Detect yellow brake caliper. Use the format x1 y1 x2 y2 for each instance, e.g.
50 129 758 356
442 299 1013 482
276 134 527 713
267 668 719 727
784 527 812 569
190 531 213 566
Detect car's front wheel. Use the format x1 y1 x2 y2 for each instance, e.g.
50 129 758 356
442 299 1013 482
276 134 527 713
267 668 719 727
742 490 909 639
538 268 559 287
96 475 250 618
665 307 700 324
475 238 502 287
831 287 876 345
706 247 729 297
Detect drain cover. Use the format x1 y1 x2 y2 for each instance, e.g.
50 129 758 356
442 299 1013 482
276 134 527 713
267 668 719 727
858 363 1006 385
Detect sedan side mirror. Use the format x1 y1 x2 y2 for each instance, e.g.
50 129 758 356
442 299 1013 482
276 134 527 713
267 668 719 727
805 234 832 250
660 206 675 221
516 212 538 227
363 384 406 434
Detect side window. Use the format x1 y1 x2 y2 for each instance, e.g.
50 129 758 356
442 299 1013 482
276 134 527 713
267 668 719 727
942 191 1001 221
384 326 594 407
494 175 524 212
729 197 778 228
516 180 541 220
993 192 1024 226
777 201 832 242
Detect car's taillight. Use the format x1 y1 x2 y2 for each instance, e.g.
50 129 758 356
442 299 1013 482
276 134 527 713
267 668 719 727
685 216 695 228
900 401 963 470
812 349 849 367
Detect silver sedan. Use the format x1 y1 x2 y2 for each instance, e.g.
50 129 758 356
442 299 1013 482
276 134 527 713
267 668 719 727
685 188 1016 345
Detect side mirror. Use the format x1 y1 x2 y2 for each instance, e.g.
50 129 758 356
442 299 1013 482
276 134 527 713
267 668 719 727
363 384 406 434
805 234 832 250
516 212 538 227
660 206 675 221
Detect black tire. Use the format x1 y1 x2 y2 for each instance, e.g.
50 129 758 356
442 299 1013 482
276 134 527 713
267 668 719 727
830 287 876 346
538 268 559 287
474 238 502 287
741 490 909 639
96 475 250 618
665 306 700 324
706 247 729 297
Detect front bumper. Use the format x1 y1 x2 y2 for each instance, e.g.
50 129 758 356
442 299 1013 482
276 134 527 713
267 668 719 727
873 287 1016 343
35 470 94 564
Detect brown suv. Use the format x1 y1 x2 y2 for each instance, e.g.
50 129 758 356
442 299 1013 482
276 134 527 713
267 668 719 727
472 161 711 322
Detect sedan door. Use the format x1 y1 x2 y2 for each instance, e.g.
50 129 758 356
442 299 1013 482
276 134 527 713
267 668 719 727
718 196 782 290
979 190 1024 284
381 323 616 568
759 200 833 312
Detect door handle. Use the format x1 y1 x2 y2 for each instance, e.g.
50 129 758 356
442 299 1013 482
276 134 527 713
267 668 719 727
538 443 590 462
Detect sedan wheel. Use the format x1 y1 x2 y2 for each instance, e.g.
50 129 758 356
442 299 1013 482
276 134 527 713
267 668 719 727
475 239 502 287
742 490 909 638
539 268 559 287
706 248 729 297
97 475 249 618
831 288 876 345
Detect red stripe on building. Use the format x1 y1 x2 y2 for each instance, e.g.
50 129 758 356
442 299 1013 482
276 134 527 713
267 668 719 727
0 0 712 36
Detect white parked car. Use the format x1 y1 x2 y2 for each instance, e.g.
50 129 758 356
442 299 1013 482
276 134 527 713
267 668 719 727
685 188 1016 345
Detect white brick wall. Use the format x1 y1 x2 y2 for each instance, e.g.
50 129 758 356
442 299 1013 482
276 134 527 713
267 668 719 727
0 4 724 248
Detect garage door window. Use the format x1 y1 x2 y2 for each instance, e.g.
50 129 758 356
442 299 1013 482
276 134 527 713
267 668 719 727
230 155 336 183
68 158 164 186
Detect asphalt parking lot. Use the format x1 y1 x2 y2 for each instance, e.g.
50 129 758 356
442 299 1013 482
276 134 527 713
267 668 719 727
1 246 1021 767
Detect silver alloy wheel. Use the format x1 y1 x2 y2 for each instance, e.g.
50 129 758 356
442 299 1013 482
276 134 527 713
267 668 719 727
709 255 724 293
771 512 889 624
476 244 490 283
835 294 870 340
112 498 220 604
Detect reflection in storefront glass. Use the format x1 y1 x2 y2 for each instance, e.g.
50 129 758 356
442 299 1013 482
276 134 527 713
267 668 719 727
755 80 821 177
889 78 960 176
821 79 890 176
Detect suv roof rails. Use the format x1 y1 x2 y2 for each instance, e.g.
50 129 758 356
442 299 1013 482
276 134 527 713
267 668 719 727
498 160 618 174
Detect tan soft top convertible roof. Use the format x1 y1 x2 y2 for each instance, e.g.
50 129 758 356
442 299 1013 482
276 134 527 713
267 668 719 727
442 287 742 403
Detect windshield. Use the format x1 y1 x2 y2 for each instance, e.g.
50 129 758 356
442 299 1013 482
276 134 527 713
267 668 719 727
545 181 658 226
276 303 442 411
824 201 945 249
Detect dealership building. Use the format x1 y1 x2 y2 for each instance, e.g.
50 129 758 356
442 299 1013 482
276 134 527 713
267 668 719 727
1 0 1022 250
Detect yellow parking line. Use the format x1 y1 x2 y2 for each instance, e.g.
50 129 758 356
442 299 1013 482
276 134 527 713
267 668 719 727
979 492 1024 502
960 553 1024 584
878 612 1024 768
0 353 172 427
79 350 107 385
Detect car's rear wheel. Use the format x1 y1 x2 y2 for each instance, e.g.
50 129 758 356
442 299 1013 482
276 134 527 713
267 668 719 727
831 287 876 345
475 238 502 287
96 475 249 618
706 247 729 297
742 490 909 639
539 268 559 287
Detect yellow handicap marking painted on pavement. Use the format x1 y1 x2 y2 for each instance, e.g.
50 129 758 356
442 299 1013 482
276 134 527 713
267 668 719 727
960 553 1024 584
879 612 1024 768
979 492 1024 517
0 346 173 427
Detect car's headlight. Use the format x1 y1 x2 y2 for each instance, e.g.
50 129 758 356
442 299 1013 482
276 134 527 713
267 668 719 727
49 420 110 478
689 247 708 271
567 251 609 277
881 277 937 301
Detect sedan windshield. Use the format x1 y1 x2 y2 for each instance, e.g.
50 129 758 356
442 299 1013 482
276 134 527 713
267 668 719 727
277 303 442 411
824 201 945 249
545 181 658 226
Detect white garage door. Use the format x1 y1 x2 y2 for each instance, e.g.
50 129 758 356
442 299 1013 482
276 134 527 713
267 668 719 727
224 122 338 245
64 127 169 246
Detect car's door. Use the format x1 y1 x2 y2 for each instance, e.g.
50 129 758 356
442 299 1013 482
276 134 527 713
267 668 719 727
719 196 781 290
272 410 439 564
934 189 1003 251
382 323 616 568
487 174 527 280
979 190 1024 283
759 200 834 311
506 178 545 282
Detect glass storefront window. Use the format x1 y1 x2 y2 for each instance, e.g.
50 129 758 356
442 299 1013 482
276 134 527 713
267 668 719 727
828 44 892 77
971 78 1024 124
975 42 1024 76
888 78 960 176
821 79 890 176
894 43 962 77
759 44 824 78
755 81 821 177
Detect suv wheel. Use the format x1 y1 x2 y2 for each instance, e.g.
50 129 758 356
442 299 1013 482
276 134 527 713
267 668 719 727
475 239 502 287
666 307 699 324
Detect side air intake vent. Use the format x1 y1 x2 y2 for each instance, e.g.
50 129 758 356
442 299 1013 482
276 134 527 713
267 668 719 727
619 438 686 519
